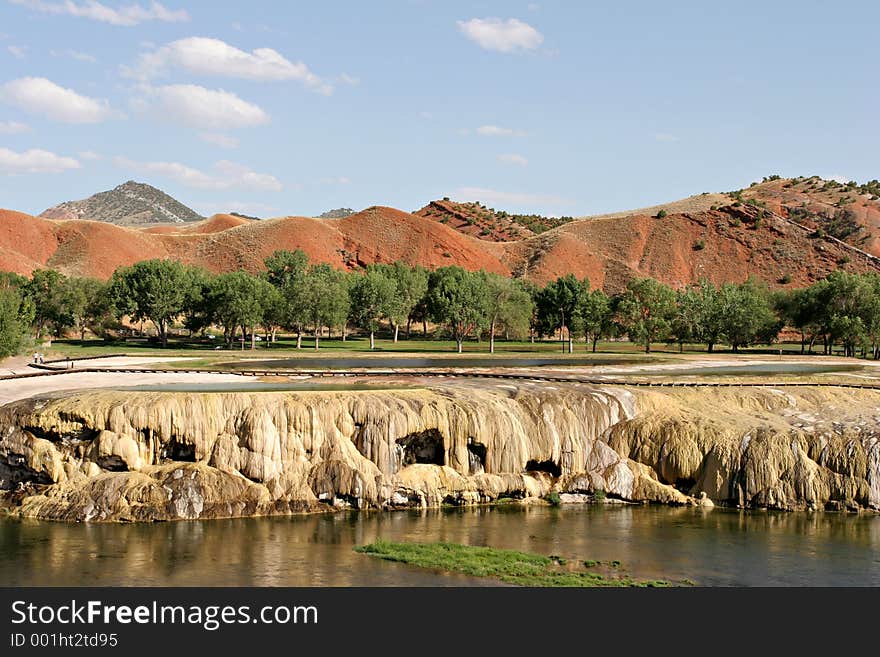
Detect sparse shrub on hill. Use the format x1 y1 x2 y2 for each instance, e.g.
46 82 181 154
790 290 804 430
655 209 667 219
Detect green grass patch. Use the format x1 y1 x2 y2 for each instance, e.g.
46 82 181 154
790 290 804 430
355 540 671 587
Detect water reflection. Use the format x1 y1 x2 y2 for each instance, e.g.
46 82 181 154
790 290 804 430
1 506 877 586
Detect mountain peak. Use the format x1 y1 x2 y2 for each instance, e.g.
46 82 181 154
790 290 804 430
39 181 204 226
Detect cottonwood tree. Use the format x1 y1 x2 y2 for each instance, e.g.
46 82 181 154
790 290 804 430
64 277 112 341
0 274 32 358
572 287 613 352
536 274 586 353
382 262 429 342
615 277 676 353
350 268 396 349
302 264 350 350
208 271 274 349
24 269 70 340
717 278 781 352
108 259 194 347
483 272 534 353
427 266 488 353
264 249 311 348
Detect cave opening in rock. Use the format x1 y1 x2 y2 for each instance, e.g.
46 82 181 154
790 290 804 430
467 439 486 474
675 477 696 492
525 459 561 478
396 429 445 467
96 455 128 472
23 424 98 444
164 440 196 462
0 455 54 489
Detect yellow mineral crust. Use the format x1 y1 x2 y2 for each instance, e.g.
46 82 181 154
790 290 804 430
1 382 877 521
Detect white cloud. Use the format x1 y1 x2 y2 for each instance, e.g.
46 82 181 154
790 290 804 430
7 45 25 59
0 77 115 123
0 120 29 134
50 49 97 63
0 147 80 174
135 84 270 130
198 132 239 149
498 153 528 167
318 176 350 185
528 3 541 11
454 186 569 208
337 73 359 85
476 124 526 137
457 18 544 53
655 133 679 142
214 160 282 191
114 156 282 192
9 0 189 26
127 37 332 94
78 150 101 160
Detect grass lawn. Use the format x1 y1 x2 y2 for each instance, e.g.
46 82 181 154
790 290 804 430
37 334 821 363
354 540 673 587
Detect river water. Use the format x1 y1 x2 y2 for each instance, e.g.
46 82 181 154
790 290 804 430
2 506 878 587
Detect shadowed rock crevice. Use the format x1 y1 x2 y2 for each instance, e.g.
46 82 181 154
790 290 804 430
525 459 561 478
467 439 486 474
396 430 445 467
0 455 54 489
164 440 197 463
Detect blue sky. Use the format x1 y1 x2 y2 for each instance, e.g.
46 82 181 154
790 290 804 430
0 0 877 218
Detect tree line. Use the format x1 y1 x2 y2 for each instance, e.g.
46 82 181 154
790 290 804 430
2 252 880 359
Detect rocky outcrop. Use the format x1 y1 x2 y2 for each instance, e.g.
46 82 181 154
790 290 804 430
1 381 878 522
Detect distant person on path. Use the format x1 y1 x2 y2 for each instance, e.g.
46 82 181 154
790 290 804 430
32 352 39 364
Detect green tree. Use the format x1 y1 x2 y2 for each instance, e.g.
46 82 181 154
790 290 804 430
717 278 781 352
180 267 214 337
483 273 534 353
427 266 488 353
817 271 874 357
671 285 703 352
64 277 112 341
24 269 70 339
381 262 428 342
302 264 350 350
573 288 613 352
208 271 273 349
0 279 31 358
108 259 194 347
775 285 823 354
264 250 311 348
350 269 396 349
615 277 677 353
536 274 586 353
259 284 285 345
517 279 542 344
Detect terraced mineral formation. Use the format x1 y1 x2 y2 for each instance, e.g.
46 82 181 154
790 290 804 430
0 381 878 521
